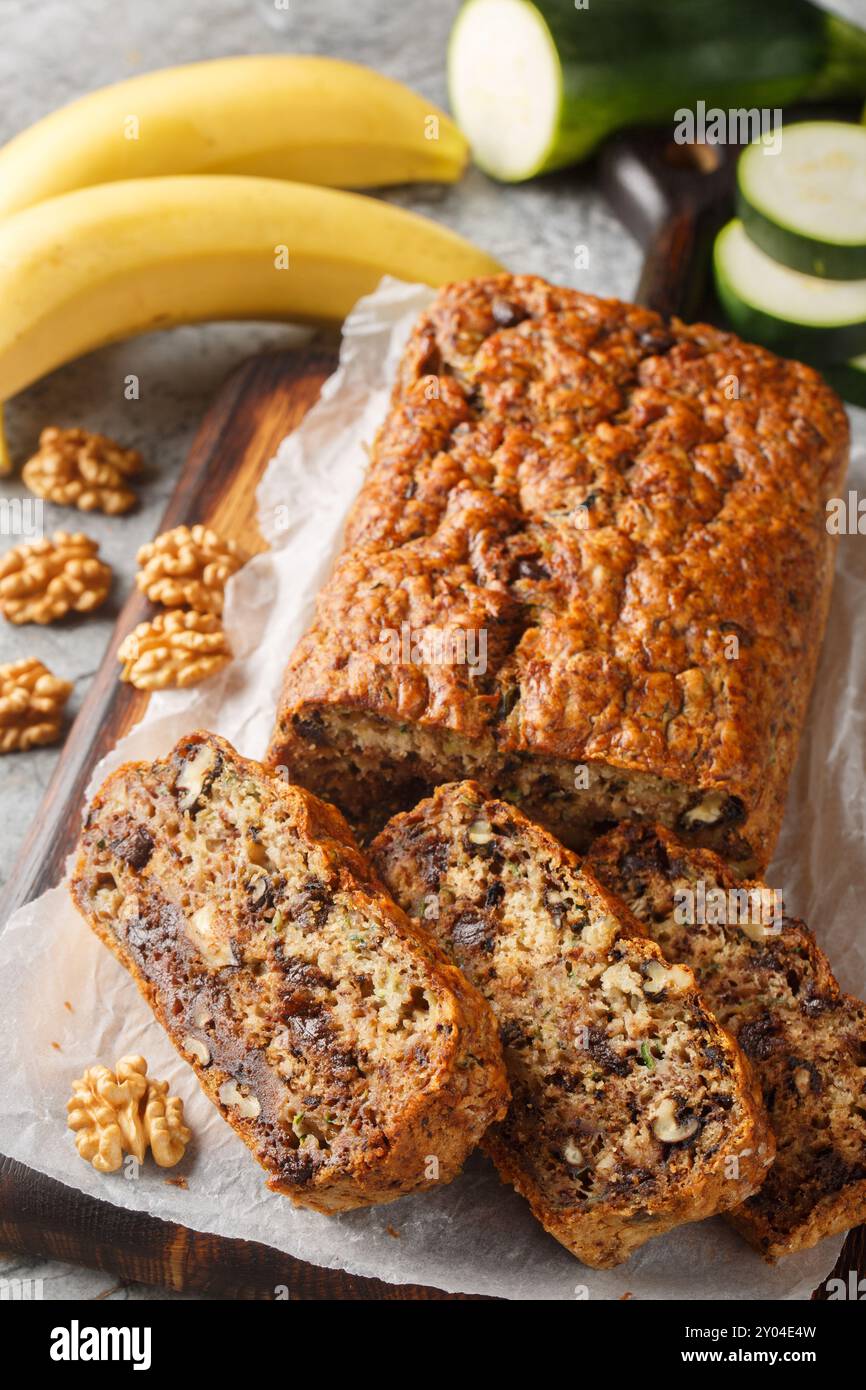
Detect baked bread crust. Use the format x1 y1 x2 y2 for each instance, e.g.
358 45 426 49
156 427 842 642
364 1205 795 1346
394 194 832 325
586 821 866 1260
268 275 848 873
70 732 508 1214
372 781 774 1268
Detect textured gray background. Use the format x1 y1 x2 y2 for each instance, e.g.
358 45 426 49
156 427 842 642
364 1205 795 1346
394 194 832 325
0 0 860 1301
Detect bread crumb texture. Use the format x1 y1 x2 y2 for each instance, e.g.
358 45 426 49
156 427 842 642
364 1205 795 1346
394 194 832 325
372 781 773 1267
70 733 508 1213
586 821 866 1260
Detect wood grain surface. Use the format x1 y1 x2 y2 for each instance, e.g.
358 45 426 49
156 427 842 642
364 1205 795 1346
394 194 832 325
2 228 864 1299
3 347 332 914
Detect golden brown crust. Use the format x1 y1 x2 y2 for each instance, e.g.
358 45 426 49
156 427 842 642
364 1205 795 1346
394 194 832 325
269 275 848 872
585 821 866 1260
70 732 508 1214
372 782 774 1268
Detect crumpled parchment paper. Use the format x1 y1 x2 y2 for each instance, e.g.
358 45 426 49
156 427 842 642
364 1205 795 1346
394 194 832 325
0 278 862 1300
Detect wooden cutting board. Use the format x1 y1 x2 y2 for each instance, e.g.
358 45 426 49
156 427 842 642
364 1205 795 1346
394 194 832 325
0 343 482 1299
2 133 863 1297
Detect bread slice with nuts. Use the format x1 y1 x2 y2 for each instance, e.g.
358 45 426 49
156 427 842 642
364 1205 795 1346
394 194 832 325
70 733 508 1213
585 821 866 1260
371 782 773 1267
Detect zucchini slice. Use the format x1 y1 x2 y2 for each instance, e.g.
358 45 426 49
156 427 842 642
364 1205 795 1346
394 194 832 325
737 121 866 279
713 219 866 362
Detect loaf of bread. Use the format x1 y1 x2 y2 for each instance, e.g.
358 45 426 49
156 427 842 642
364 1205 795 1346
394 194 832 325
585 821 866 1259
371 781 774 1267
268 275 848 873
70 732 509 1214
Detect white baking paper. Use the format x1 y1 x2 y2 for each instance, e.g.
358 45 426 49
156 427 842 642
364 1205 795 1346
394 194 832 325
0 277 862 1301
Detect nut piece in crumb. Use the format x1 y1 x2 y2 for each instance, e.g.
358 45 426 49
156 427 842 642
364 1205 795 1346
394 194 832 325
182 1034 211 1066
117 609 231 690
136 524 247 614
218 1078 261 1119
22 426 141 515
0 531 112 624
67 1055 190 1171
651 1096 700 1145
0 657 72 753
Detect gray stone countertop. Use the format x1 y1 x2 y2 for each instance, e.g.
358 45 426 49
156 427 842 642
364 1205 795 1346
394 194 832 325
0 0 860 1302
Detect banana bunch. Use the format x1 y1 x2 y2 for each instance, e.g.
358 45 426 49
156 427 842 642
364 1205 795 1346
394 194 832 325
0 56 501 472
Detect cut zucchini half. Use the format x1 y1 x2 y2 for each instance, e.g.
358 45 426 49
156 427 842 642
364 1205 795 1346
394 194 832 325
448 0 563 182
737 121 866 279
822 354 866 408
713 219 866 362
449 0 866 184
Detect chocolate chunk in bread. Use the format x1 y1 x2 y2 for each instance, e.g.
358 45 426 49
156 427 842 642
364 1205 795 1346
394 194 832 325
371 781 774 1268
268 274 849 873
71 733 509 1214
586 821 866 1260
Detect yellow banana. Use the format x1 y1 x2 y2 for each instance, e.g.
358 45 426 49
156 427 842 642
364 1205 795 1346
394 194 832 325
0 175 503 471
0 56 468 218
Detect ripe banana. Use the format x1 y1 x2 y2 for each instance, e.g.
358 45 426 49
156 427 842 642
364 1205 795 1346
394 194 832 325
0 175 503 472
0 56 468 218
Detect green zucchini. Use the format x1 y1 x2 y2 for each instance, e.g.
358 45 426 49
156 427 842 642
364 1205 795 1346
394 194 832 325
713 219 866 363
822 354 866 407
448 0 866 182
737 121 866 279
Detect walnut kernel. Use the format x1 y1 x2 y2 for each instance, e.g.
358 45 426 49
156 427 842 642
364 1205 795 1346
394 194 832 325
117 609 231 690
136 524 247 614
67 1055 190 1172
143 1078 192 1167
0 531 112 624
0 657 72 752
22 427 141 515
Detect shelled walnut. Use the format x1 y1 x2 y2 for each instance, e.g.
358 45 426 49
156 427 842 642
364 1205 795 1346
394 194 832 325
22 426 142 514
136 524 247 614
0 657 72 752
143 1078 192 1167
117 608 231 690
67 1055 191 1173
0 531 112 624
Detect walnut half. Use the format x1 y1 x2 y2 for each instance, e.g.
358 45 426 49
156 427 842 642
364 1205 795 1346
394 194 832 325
0 531 112 624
22 427 142 515
118 609 231 690
143 1077 193 1167
136 524 247 614
0 657 72 753
67 1055 191 1172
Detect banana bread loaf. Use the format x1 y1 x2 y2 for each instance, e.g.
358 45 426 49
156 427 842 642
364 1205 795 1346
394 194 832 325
70 732 509 1214
268 274 848 873
371 781 774 1267
586 821 866 1260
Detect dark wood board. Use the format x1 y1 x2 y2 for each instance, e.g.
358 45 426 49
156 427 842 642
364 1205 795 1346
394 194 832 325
3 347 335 915
2 132 864 1297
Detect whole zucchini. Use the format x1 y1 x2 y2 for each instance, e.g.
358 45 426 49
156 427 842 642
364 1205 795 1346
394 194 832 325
449 0 866 181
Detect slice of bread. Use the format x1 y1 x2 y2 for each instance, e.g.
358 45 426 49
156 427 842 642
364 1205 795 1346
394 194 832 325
585 821 866 1260
371 781 774 1267
70 733 508 1214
